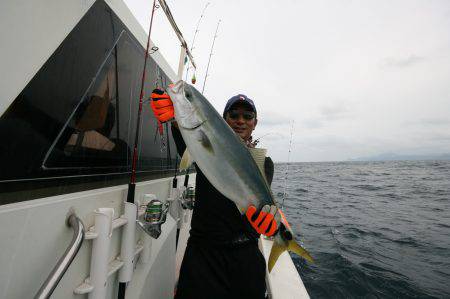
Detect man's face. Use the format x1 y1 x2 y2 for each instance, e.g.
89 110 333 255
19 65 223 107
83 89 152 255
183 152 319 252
225 103 257 141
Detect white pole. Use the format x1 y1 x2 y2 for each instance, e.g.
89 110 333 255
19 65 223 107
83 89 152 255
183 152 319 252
89 208 114 299
177 46 187 81
140 194 156 263
118 202 137 283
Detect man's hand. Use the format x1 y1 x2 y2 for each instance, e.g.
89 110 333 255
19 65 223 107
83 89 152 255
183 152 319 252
245 205 278 237
150 88 174 123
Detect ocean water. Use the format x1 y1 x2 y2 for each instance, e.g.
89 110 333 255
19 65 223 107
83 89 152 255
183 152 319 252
271 160 450 299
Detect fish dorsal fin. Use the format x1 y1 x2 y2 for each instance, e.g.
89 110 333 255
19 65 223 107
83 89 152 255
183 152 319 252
179 149 194 171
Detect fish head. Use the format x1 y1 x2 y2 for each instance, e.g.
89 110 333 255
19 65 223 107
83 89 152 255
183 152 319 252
167 80 206 129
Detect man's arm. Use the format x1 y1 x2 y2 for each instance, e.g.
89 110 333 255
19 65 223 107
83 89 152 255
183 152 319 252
171 123 186 156
151 89 186 157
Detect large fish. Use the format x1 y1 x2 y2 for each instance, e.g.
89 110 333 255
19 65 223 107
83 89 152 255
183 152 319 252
167 81 313 271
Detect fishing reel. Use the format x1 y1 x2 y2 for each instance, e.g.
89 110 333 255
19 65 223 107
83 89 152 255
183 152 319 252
137 199 170 239
180 186 195 210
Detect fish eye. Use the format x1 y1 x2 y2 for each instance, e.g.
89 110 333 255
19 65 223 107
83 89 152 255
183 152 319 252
184 89 193 100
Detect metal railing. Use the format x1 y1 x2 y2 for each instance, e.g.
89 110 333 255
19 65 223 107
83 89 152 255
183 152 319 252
34 212 85 299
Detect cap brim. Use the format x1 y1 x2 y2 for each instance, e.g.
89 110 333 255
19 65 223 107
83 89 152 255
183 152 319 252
229 101 255 112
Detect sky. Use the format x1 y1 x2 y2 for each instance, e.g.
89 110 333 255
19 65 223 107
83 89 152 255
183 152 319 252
124 0 450 162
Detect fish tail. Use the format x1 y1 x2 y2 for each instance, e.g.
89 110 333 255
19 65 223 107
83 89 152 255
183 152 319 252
268 235 287 272
268 225 314 272
288 239 314 264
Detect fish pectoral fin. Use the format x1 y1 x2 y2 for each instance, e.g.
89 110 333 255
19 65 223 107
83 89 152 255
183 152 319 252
288 240 314 263
196 130 214 153
179 149 194 171
268 237 287 273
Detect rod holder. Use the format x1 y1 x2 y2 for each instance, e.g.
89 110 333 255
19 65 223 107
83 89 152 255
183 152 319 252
89 208 114 299
118 202 137 283
181 186 195 210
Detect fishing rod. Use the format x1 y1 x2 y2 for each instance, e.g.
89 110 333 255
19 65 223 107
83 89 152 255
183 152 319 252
118 1 196 296
252 131 284 147
185 2 210 83
119 0 158 298
158 0 197 69
201 19 221 94
281 120 294 210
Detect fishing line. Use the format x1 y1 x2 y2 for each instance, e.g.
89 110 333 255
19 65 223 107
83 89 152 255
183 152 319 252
154 65 167 152
253 131 283 147
202 19 221 94
107 8 121 140
185 2 210 83
281 120 294 210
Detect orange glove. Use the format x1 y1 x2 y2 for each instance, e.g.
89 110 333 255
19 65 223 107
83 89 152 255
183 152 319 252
246 205 278 237
150 89 174 123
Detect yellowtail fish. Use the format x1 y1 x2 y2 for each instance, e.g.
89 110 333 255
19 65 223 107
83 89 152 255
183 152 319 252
167 81 313 271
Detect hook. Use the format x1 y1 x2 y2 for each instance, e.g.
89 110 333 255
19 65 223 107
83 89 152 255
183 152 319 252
149 46 159 55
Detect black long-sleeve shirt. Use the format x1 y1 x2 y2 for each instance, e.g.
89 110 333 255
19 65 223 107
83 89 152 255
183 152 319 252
171 126 274 245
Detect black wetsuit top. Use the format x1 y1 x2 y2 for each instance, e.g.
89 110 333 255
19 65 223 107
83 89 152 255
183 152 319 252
171 126 274 246
172 125 274 299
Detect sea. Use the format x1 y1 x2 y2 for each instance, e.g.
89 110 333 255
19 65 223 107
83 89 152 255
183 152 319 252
271 160 450 299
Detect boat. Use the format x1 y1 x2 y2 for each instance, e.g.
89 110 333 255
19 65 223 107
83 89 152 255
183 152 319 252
0 0 309 298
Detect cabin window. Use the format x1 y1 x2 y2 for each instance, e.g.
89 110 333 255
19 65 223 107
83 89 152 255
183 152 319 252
0 0 177 189
43 31 132 169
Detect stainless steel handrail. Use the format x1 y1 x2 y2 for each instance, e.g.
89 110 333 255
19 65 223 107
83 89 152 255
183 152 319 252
34 213 85 299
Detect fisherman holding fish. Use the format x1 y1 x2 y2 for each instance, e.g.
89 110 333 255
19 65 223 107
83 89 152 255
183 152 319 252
151 82 312 299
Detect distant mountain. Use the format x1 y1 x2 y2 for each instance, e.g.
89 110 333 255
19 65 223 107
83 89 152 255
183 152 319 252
349 153 450 162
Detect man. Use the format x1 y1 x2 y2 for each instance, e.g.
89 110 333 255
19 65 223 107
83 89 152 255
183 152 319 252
151 90 277 299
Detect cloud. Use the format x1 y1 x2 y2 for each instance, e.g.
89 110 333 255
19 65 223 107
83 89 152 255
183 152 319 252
300 101 353 129
418 132 450 142
382 55 425 68
415 118 450 126
403 118 450 132
319 102 351 121
257 111 292 127
302 118 324 129
297 135 356 148
257 132 286 142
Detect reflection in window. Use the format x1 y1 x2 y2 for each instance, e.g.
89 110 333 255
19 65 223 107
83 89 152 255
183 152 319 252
44 32 131 169
0 1 178 189
65 67 117 153
42 28 178 172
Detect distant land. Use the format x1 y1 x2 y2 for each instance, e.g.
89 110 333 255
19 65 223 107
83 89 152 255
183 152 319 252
349 153 450 162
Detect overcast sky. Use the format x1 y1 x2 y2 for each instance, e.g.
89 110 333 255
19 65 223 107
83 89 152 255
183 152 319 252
124 0 450 162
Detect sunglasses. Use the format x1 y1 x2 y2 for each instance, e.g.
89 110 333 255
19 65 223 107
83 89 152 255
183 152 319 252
228 110 256 120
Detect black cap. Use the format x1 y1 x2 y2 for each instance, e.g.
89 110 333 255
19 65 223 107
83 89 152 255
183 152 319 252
223 94 257 118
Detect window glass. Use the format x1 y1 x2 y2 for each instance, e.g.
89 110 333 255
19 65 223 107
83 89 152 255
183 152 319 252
44 32 132 169
0 0 179 192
